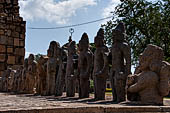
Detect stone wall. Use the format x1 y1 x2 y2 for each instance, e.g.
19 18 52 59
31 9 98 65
0 0 26 76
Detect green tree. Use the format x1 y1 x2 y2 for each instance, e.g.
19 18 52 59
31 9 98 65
102 0 170 65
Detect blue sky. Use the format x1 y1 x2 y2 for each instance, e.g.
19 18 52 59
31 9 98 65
18 0 120 57
19 0 155 58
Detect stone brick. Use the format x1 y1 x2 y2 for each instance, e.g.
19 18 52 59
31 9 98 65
0 63 5 71
15 48 25 56
0 45 6 53
0 35 7 45
0 0 5 4
15 56 24 64
7 47 13 53
19 39 25 47
14 38 19 46
0 71 3 77
7 55 15 65
6 30 11 36
0 30 4 35
7 37 13 46
0 54 6 62
12 31 19 38
20 34 25 39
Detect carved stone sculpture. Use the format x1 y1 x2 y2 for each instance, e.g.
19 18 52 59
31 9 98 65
1 68 11 92
66 41 78 97
20 59 28 93
36 56 47 95
55 48 67 96
26 54 37 94
46 41 60 95
111 22 131 102
93 28 109 100
78 33 93 98
127 44 170 105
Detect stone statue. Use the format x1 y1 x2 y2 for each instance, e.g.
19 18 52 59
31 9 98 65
78 33 93 98
20 58 28 93
111 22 131 102
16 66 24 93
127 44 170 105
46 41 60 95
1 68 11 92
93 28 109 100
66 41 78 97
55 48 67 96
36 56 47 95
26 54 37 94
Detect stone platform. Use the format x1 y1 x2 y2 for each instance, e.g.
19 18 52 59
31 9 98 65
0 92 170 113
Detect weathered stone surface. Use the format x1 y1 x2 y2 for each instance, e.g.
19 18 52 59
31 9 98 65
0 44 6 53
110 22 131 103
25 54 37 94
78 33 93 98
93 28 109 100
0 62 5 71
0 54 6 62
0 0 26 73
66 41 77 97
14 38 19 46
7 47 13 53
7 55 15 64
0 29 4 35
0 35 7 44
47 41 61 95
127 44 170 105
0 93 170 113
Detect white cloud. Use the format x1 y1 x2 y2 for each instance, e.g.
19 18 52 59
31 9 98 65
102 0 120 24
19 0 97 24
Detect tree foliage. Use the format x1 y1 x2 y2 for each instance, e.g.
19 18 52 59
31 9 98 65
102 0 170 65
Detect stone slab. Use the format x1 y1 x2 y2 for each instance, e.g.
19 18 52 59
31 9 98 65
0 93 170 113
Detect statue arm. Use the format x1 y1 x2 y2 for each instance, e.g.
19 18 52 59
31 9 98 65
128 76 146 93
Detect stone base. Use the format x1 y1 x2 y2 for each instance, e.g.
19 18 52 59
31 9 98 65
0 92 170 113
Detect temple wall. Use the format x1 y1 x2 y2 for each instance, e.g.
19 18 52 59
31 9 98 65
0 0 26 76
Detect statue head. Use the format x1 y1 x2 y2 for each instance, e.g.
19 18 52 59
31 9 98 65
28 54 35 65
95 28 105 47
79 33 89 51
68 41 77 55
112 22 125 42
47 41 60 57
139 44 164 71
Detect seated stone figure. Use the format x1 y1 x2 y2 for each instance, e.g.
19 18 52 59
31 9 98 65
127 44 170 105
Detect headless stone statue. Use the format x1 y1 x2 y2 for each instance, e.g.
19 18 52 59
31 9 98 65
93 28 109 100
36 56 47 95
26 54 37 94
127 44 170 105
78 33 93 98
46 41 60 95
66 41 78 97
111 22 131 102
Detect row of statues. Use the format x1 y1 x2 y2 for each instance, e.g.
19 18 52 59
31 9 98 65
0 22 170 105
